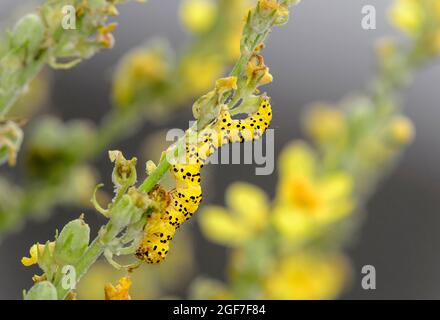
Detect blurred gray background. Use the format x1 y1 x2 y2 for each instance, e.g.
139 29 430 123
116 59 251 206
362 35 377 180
1 0 440 299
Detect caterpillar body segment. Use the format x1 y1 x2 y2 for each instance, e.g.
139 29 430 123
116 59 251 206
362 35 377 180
136 98 272 264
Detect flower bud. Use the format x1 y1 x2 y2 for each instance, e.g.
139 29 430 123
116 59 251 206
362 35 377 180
54 217 90 265
24 281 57 300
109 150 138 190
109 189 148 229
388 115 415 146
11 14 45 54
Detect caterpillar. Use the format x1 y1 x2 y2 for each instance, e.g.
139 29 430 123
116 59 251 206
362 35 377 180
136 97 272 264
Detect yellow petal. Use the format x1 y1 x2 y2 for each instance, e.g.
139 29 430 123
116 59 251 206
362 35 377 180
180 0 217 33
303 104 346 143
388 0 423 36
278 142 316 179
324 198 355 223
226 182 269 231
21 244 39 267
317 172 353 201
264 252 350 300
199 206 250 246
271 205 315 241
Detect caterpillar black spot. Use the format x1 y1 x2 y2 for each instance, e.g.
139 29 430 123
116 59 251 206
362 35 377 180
136 97 272 263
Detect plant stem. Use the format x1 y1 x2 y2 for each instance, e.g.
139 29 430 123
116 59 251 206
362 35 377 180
0 52 48 117
138 157 171 193
55 236 105 299
54 218 126 299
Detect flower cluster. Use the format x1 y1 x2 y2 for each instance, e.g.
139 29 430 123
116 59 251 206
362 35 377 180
197 145 353 299
192 0 435 300
390 0 440 58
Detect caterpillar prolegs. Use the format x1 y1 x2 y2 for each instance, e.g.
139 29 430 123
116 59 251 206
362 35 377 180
136 97 272 264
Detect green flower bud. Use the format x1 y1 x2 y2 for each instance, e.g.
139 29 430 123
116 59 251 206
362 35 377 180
24 281 57 300
109 150 137 190
54 217 90 265
109 193 145 229
11 14 45 54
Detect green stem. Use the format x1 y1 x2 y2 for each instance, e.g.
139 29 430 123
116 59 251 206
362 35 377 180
0 52 48 117
138 157 171 193
55 236 105 299
54 218 125 300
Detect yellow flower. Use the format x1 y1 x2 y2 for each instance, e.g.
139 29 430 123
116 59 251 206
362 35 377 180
104 277 132 300
180 0 218 33
216 76 238 92
21 242 55 267
273 142 354 240
389 0 440 54
113 47 169 107
303 104 347 145
264 251 349 300
389 0 424 35
181 55 223 95
128 51 168 81
199 182 269 247
388 115 415 145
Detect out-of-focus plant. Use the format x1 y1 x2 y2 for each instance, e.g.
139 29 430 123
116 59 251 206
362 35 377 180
193 0 439 299
0 72 50 166
0 0 138 117
21 0 300 300
0 0 252 239
0 0 143 165
110 0 251 125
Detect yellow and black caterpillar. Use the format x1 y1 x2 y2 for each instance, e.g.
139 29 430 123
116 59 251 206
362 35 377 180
136 97 272 263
